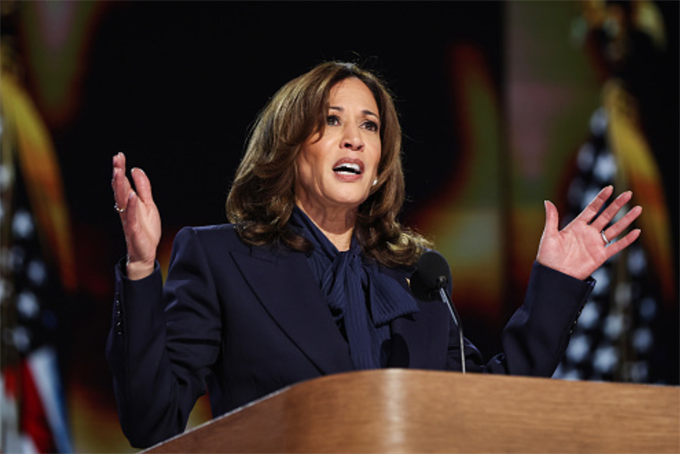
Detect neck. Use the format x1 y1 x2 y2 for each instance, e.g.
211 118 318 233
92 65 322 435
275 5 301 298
295 201 356 252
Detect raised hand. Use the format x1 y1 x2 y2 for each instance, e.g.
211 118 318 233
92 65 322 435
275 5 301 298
536 186 642 281
112 152 162 280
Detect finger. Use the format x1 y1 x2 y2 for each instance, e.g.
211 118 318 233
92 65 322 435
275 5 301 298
112 152 126 173
112 153 133 210
112 153 123 188
604 229 641 258
602 205 642 240
114 172 133 211
112 168 134 212
591 190 633 231
131 167 154 205
112 152 129 184
573 185 614 225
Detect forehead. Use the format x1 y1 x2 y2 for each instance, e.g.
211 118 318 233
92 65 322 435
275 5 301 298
328 78 379 114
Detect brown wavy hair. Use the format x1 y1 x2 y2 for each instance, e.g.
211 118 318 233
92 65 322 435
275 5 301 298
226 61 430 267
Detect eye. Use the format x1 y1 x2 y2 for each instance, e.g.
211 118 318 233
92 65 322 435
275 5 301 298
363 120 379 132
326 115 341 126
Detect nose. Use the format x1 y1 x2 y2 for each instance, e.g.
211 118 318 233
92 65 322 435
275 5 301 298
342 125 364 152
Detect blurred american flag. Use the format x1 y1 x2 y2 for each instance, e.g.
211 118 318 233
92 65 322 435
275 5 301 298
1 55 75 453
553 98 672 384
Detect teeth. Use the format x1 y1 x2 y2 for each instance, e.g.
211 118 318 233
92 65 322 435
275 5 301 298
333 163 361 174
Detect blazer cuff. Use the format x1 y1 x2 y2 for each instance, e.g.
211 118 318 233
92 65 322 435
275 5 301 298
112 257 164 338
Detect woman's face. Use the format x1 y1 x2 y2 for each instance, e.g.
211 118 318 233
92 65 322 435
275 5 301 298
294 78 381 217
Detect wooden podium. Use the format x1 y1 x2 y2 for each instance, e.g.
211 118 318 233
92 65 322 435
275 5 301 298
145 369 679 453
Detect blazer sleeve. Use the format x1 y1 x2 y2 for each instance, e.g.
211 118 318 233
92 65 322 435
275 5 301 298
105 227 222 448
446 261 595 376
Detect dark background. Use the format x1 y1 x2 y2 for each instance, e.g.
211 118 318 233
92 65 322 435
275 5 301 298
59 2 503 228
4 1 677 451
57 0 506 390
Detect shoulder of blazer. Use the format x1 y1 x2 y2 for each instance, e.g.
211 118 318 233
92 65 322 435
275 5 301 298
179 224 300 263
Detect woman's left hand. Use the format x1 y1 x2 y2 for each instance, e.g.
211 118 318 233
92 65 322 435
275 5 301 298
536 186 642 281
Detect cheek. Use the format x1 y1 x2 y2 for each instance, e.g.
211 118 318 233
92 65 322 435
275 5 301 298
295 150 323 188
301 141 331 175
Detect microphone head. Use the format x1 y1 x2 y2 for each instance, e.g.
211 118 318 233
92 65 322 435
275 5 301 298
410 250 451 301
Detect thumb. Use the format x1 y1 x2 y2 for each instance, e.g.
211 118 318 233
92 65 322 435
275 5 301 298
543 200 559 235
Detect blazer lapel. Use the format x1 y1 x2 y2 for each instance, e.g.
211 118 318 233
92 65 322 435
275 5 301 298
230 247 354 375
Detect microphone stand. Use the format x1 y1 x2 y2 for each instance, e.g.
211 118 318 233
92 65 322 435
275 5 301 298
436 277 466 374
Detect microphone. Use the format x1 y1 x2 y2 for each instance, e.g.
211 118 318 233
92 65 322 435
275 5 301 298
411 251 466 373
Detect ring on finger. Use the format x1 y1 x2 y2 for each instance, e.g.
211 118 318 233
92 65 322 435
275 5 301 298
601 230 610 246
114 203 126 213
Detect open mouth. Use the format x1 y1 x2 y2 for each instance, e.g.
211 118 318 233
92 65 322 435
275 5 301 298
333 159 364 176
333 163 362 175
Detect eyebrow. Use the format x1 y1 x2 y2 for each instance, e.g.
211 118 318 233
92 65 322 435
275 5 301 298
329 106 380 120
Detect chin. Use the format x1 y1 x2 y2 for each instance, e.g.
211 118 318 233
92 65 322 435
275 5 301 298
331 191 370 207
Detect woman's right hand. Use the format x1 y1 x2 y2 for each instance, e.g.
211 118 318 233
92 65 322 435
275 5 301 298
112 152 162 280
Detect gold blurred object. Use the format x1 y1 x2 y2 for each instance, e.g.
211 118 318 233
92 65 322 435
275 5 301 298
0 43 78 292
603 79 675 304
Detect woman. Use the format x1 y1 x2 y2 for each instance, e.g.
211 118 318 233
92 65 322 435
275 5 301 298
108 62 641 448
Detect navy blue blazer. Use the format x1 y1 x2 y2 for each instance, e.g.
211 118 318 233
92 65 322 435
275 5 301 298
106 224 594 448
